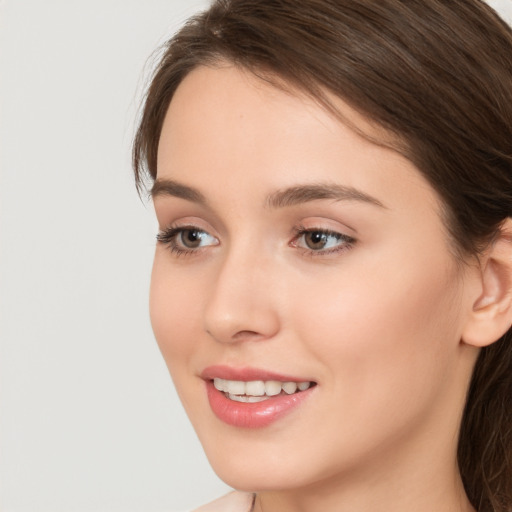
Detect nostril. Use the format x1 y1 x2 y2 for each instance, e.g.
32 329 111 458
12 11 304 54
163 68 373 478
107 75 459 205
203 289 281 343
232 330 261 341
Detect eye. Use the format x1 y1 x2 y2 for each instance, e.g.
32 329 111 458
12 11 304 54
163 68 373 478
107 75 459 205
291 227 355 254
177 228 216 249
156 226 219 255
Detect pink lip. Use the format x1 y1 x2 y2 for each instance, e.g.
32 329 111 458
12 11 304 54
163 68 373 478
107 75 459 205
201 365 316 428
201 365 312 382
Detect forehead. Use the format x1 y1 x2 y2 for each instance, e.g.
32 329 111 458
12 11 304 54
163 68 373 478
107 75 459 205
157 65 440 218
160 63 397 153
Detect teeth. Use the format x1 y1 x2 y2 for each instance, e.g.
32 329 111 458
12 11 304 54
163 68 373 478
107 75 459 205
228 393 269 403
226 380 245 395
282 382 298 394
213 378 228 392
265 380 282 396
245 380 265 396
213 378 313 398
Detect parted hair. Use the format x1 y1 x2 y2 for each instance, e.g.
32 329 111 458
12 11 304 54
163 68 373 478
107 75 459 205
133 1 512 510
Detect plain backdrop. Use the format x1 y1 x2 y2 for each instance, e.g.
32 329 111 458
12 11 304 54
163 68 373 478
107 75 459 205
1 1 511 511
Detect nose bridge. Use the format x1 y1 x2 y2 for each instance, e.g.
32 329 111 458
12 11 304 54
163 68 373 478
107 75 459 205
203 236 280 343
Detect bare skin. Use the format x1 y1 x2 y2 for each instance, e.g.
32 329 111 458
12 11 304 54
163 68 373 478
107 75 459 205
151 64 512 512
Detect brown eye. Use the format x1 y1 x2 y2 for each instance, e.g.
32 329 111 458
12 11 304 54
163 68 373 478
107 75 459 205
156 226 219 255
292 228 354 254
179 229 205 248
304 231 330 250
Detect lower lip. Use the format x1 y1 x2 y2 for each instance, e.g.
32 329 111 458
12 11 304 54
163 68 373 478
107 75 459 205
205 380 315 428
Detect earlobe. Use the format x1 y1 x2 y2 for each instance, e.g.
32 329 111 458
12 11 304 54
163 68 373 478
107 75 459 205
461 219 512 348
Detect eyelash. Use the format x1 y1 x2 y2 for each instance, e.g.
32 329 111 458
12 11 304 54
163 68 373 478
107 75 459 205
291 225 356 257
156 225 217 256
156 224 356 257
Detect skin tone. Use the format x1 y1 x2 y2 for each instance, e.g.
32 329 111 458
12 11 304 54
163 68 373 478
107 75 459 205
150 64 512 512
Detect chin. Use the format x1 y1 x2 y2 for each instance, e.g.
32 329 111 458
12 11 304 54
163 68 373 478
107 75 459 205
209 457 309 493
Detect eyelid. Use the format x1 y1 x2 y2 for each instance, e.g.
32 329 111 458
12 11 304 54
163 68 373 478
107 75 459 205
156 223 219 256
156 219 356 258
290 224 356 256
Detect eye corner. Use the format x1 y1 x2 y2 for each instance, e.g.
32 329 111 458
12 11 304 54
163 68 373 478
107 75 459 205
156 224 220 257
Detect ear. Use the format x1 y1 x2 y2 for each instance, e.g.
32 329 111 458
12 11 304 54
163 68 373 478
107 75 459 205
462 218 512 348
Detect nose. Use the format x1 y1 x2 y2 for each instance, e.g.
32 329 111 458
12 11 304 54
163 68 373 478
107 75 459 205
203 243 281 344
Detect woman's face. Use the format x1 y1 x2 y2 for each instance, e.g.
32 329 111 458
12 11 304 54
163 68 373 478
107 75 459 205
151 65 477 491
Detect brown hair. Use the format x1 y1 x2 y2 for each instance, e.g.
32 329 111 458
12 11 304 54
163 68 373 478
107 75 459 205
133 1 512 510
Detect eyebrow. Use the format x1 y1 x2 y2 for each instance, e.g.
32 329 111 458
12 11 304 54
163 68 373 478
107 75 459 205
151 179 207 205
266 183 385 209
151 178 385 209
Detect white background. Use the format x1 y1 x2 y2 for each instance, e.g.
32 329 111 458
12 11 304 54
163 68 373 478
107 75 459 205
1 1 511 511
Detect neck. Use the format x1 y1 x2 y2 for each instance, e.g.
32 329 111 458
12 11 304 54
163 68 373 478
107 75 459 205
252 417 475 512
253 465 475 512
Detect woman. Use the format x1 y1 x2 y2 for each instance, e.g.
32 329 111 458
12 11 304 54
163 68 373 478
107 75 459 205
133 1 512 511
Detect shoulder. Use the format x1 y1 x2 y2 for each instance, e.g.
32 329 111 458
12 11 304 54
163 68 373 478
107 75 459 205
191 491 254 512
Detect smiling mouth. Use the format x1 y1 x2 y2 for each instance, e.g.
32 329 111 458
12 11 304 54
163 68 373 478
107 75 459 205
213 378 316 403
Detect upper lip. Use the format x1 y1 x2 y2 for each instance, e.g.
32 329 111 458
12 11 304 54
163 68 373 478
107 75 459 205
201 365 314 383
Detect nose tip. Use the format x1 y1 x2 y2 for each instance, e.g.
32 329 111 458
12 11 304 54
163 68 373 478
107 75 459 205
204 301 280 344
203 258 280 344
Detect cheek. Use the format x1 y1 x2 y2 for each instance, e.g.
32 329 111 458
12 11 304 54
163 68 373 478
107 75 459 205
149 258 202 372
149 258 212 419
292 250 463 420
